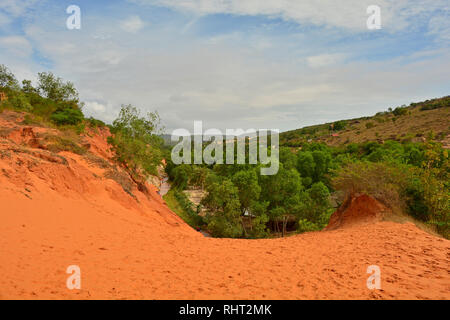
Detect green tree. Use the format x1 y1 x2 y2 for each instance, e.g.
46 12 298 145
260 165 304 236
0 64 19 89
279 147 297 170
331 120 347 131
297 151 315 186
37 72 79 102
312 150 332 182
232 169 261 214
189 166 209 189
108 104 164 182
296 182 331 232
172 165 192 190
202 179 243 238
309 182 331 208
21 79 37 94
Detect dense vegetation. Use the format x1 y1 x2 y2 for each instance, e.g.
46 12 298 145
0 65 88 129
167 124 449 239
163 189 205 229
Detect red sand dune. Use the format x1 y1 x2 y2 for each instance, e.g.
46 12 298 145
325 194 389 231
0 111 449 300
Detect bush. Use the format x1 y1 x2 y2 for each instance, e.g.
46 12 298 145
393 106 408 116
331 120 347 131
171 165 192 190
5 90 32 112
50 107 84 125
173 191 205 228
86 117 106 128
416 96 449 111
0 87 32 112
44 135 86 155
331 161 409 212
297 219 320 233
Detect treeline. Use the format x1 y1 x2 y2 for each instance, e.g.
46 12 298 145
410 96 449 111
0 64 87 127
167 139 449 239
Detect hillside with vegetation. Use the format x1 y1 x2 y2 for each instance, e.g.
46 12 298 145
281 96 449 147
0 64 166 192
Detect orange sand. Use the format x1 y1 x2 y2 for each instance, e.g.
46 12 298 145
0 111 449 300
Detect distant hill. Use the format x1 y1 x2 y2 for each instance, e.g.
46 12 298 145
280 96 450 147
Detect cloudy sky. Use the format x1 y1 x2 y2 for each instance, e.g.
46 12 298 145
0 0 449 133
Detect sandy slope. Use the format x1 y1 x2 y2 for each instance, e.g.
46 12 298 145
0 112 449 300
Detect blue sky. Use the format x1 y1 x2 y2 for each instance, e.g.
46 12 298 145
0 0 449 133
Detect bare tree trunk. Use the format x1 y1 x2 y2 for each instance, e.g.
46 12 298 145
241 217 247 237
282 216 288 237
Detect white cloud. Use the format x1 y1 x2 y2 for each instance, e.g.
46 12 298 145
2 1 448 132
428 14 450 42
120 15 146 33
0 12 11 26
307 54 346 68
85 101 107 113
18 16 450 131
130 0 449 32
0 36 33 57
0 0 38 17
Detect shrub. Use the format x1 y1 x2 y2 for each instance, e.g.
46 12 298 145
331 161 409 212
297 219 320 233
0 87 32 112
417 96 450 111
86 117 106 128
393 106 408 116
45 135 86 155
50 107 84 125
331 120 347 131
174 191 204 228
104 168 135 197
171 165 192 190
